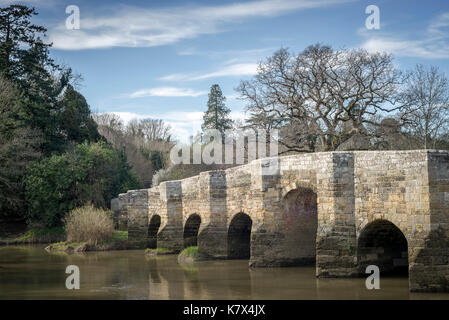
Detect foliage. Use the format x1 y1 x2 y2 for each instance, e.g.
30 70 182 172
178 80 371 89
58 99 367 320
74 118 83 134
0 5 75 155
148 150 165 172
0 75 41 218
180 246 199 258
202 84 234 138
111 230 128 241
58 84 101 144
63 204 114 245
24 141 140 226
17 227 65 241
94 113 174 187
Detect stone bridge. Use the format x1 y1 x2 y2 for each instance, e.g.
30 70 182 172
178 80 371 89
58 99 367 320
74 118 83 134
112 150 449 292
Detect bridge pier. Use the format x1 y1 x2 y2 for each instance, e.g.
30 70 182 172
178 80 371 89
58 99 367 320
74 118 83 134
316 153 358 277
197 171 228 259
408 151 449 292
157 181 184 252
117 150 449 292
127 189 149 249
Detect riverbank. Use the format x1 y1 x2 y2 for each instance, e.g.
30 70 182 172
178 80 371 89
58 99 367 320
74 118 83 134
44 230 128 253
0 225 66 246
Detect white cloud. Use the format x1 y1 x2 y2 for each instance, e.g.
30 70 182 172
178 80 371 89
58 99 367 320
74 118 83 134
110 111 202 143
0 0 42 4
128 87 207 98
177 47 277 58
106 110 247 143
49 0 352 50
0 0 56 7
428 12 449 36
159 63 258 81
360 12 449 59
362 38 449 60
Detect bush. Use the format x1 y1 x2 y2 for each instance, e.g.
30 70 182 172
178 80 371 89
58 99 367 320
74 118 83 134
24 141 141 226
63 204 114 245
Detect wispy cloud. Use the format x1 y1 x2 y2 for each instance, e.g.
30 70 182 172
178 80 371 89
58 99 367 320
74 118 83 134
127 87 207 98
0 0 43 4
108 110 247 143
177 47 276 58
159 63 258 81
428 12 449 36
49 0 352 50
362 38 449 60
360 12 449 59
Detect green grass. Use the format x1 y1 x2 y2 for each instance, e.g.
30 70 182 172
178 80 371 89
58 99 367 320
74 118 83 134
101 230 128 244
16 227 65 241
50 241 87 250
112 230 128 241
180 246 199 258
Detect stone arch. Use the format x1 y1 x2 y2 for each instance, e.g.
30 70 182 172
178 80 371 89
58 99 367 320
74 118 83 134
281 187 318 265
281 181 317 199
227 212 253 259
148 214 161 249
357 219 408 276
184 214 201 248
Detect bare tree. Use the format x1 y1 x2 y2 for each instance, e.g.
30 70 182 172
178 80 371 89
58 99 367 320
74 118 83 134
238 44 404 153
93 113 125 147
400 64 449 149
126 118 172 142
92 113 175 187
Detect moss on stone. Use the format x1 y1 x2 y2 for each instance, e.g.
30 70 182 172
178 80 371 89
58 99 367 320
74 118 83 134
178 246 199 264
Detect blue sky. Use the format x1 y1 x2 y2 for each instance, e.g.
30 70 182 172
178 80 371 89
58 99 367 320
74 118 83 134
3 0 449 141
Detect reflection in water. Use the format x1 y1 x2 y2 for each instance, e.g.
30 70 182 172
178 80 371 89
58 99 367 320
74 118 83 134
1 245 449 300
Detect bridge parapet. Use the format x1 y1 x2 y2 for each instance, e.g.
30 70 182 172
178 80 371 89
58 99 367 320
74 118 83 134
113 150 449 292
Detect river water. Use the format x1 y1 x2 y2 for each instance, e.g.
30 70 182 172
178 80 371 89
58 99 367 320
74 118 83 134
1 245 449 300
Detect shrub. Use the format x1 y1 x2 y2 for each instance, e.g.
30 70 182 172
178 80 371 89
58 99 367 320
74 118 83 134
63 204 114 245
24 141 141 226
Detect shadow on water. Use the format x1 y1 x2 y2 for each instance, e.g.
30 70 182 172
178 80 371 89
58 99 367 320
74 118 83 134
1 245 449 300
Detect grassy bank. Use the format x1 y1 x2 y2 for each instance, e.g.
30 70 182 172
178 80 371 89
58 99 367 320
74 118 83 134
45 230 128 252
0 226 66 245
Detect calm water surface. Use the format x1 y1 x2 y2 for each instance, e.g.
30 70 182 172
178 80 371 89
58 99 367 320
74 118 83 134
1 245 449 300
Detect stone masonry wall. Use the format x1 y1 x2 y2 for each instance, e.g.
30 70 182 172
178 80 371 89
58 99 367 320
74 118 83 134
116 150 449 292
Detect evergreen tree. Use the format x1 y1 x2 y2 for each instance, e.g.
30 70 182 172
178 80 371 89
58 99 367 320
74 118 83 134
59 85 101 144
0 5 48 79
202 84 234 139
0 75 41 219
0 4 72 155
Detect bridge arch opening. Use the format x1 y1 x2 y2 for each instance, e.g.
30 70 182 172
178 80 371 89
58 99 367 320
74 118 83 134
148 215 161 249
282 187 318 265
357 220 408 276
184 214 201 248
228 213 252 259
